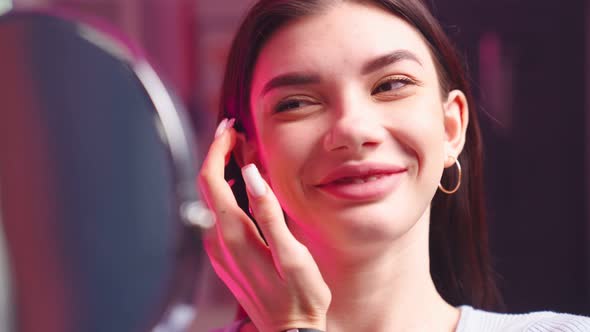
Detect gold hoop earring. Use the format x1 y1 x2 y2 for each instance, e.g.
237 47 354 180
438 157 462 194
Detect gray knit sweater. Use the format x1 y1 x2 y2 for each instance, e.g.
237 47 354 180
216 306 590 332
457 305 590 331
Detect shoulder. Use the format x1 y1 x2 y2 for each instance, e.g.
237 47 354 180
456 305 590 332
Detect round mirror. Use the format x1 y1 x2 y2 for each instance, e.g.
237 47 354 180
0 10 208 332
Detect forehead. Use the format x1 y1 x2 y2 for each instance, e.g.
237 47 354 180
251 2 437 96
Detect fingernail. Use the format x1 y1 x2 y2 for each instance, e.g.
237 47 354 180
214 118 228 138
285 330 298 332
227 118 236 130
241 164 267 197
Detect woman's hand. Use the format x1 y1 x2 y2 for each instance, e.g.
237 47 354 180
198 119 331 332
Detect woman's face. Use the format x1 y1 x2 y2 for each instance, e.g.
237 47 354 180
245 3 467 248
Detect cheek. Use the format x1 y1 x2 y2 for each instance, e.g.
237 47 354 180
258 125 314 167
386 97 447 175
256 123 320 200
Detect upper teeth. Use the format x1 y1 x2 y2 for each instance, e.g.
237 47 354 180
340 175 381 184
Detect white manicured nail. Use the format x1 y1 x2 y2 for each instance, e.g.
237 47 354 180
214 118 228 138
241 164 267 197
226 118 236 130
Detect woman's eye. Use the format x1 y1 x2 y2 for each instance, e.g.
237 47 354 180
273 99 313 113
372 77 414 95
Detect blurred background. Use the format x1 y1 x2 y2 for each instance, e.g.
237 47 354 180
0 0 589 331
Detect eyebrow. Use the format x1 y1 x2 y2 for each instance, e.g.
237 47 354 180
361 50 423 75
260 72 320 97
259 49 423 97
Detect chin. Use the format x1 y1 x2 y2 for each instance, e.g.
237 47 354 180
297 203 423 247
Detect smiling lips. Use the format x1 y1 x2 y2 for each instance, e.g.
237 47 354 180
315 163 407 201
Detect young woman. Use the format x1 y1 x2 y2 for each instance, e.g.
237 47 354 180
198 0 590 331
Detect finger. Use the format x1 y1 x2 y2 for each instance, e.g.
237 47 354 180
204 215 278 303
199 119 254 248
241 164 300 267
199 119 241 240
198 119 242 222
202 222 222 261
199 120 266 249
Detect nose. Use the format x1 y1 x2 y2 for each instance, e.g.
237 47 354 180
322 99 386 153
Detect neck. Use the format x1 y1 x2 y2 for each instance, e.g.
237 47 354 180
295 208 460 332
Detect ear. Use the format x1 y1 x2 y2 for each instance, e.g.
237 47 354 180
443 89 469 167
234 132 271 183
233 131 262 169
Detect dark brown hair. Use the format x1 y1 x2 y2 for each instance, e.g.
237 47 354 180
220 0 503 310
